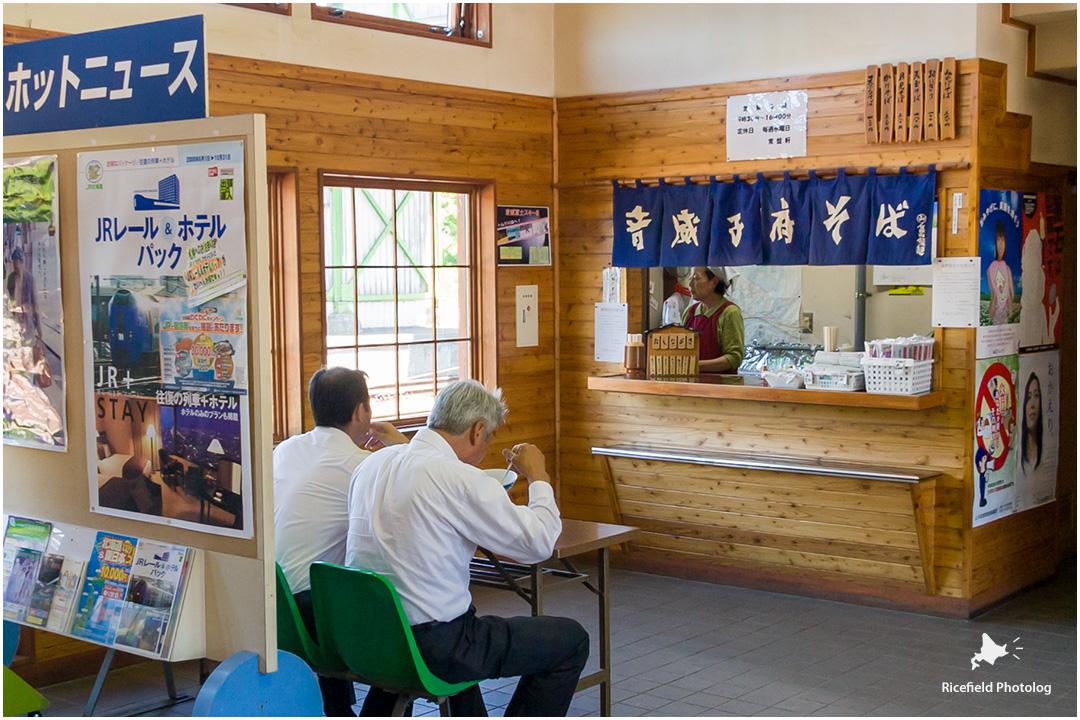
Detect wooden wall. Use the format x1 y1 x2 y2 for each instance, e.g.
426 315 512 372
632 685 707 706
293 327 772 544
555 59 1070 614
203 57 558 465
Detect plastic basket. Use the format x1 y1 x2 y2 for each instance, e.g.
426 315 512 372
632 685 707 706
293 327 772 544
801 366 865 392
861 357 934 395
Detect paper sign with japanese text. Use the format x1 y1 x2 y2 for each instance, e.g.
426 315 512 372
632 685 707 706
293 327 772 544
4 16 206 136
159 297 248 393
77 140 247 305
727 91 808 161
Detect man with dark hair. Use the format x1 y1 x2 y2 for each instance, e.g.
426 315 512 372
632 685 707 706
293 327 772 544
274 366 407 716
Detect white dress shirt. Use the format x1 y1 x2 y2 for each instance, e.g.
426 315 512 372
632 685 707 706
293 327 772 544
346 427 561 625
274 426 370 594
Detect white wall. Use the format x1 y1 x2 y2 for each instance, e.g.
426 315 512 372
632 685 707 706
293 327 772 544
975 3 1077 165
2 3 556 97
553 4 979 95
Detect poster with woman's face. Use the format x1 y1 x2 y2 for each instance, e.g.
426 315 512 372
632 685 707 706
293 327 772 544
973 355 1018 528
976 190 1022 359
1019 193 1063 350
1016 351 1059 512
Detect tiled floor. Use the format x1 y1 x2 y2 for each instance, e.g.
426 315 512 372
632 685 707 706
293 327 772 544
36 559 1076 717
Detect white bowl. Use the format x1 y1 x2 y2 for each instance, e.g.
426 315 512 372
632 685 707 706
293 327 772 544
484 467 519 491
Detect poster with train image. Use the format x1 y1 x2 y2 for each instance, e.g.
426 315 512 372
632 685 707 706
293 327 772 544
77 142 252 538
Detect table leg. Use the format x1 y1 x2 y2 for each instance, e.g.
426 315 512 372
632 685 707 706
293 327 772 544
598 547 611 717
530 562 543 616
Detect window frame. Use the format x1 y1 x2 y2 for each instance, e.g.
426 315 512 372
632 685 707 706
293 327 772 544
318 171 491 427
310 3 492 48
227 3 292 16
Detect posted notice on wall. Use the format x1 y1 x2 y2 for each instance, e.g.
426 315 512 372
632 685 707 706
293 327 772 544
726 90 808 161
3 155 68 451
497 206 551 266
932 257 979 328
594 303 628 363
77 140 252 538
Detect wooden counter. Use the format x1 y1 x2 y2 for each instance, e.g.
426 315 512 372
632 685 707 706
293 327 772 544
588 375 947 410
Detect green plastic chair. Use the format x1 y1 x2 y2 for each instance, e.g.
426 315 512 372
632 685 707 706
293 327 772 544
309 562 479 716
275 563 351 677
3 666 49 716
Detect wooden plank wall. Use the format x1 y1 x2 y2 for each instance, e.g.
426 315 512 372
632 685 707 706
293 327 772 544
555 63 982 608
204 57 557 467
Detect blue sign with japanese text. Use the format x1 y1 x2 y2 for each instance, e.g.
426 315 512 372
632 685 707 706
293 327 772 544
709 176 763 267
808 169 871 266
4 16 207 136
659 179 711 267
759 172 810 265
611 180 662 267
866 168 936 266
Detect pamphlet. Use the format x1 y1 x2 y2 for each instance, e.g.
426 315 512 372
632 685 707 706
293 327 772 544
70 532 138 644
3 547 43 621
25 553 64 626
3 517 52 589
114 540 190 656
45 557 86 635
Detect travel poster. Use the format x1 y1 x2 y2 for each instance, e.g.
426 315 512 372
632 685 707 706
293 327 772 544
1018 193 1063 351
71 532 138 644
114 540 189 656
77 142 252 538
45 557 86 635
3 155 67 450
497 205 551 266
975 190 1022 358
973 355 1018 527
1015 351 1059 512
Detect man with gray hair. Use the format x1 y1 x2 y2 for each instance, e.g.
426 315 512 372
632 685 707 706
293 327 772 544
346 379 588 716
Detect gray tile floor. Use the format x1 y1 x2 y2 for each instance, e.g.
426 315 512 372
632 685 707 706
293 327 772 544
35 560 1076 717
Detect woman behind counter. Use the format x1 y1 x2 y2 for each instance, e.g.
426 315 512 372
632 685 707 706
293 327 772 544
681 266 745 374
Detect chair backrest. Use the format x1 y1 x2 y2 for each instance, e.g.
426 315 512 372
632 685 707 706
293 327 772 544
3 666 49 716
275 564 344 673
309 562 472 698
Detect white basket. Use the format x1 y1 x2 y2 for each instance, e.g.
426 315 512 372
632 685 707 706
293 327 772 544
861 357 934 395
801 365 865 392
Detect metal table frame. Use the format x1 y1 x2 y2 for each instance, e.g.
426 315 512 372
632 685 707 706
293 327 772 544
471 519 638 717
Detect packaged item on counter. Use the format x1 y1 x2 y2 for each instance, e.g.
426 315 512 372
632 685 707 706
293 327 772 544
865 335 935 361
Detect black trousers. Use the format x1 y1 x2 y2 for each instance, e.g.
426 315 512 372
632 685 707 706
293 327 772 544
363 606 590 717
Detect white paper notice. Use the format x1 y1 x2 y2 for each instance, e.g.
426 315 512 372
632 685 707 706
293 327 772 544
932 257 980 328
727 90 808 161
594 303 628 363
515 285 538 348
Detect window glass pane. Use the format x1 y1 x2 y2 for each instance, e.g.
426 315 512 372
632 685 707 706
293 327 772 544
327 347 357 371
357 346 398 421
397 267 433 344
355 188 395 267
355 268 396 345
436 192 468 266
323 186 355 266
434 267 468 340
395 190 434 267
436 341 470 391
324 268 355 348
318 3 451 27
398 344 434 419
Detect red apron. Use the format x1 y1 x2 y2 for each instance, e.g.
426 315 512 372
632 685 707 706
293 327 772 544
686 300 735 374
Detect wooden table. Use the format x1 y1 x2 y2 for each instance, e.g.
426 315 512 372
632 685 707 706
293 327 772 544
471 518 639 717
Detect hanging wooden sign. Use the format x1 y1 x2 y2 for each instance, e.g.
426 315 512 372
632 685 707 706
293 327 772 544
940 57 957 140
880 63 896 143
865 58 954 144
895 62 909 141
864 65 879 144
910 61 924 142
925 58 940 141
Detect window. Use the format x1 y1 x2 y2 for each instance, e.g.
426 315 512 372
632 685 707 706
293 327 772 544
321 176 479 423
268 170 302 443
311 3 491 47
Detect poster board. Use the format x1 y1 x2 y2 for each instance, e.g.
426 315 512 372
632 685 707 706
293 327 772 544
3 114 276 671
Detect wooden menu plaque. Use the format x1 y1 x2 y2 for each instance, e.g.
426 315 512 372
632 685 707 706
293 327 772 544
864 65 879 144
910 61 924 142
880 63 895 143
895 62 909 141
940 57 957 140
925 58 940 141
645 324 700 380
